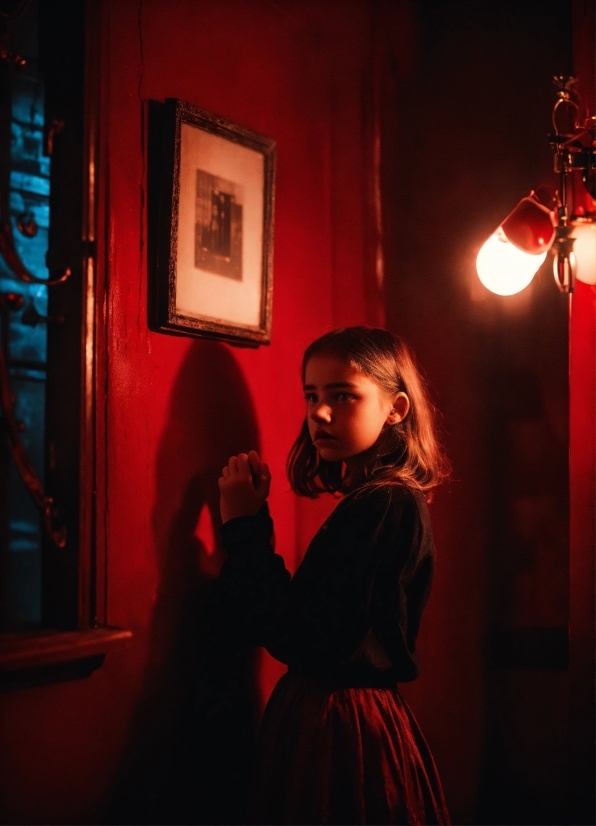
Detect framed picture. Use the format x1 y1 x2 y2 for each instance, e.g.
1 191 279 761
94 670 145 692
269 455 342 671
149 99 276 345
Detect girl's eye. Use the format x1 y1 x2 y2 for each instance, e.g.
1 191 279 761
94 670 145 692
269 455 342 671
336 392 355 402
304 393 317 403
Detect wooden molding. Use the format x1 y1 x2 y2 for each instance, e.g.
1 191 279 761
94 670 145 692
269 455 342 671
0 627 132 691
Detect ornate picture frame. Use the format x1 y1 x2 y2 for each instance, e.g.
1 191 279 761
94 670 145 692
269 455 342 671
149 99 276 345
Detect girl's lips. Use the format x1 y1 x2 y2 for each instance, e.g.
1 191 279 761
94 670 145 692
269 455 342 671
314 431 337 441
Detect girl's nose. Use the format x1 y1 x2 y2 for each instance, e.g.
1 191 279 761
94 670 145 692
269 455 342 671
311 403 332 423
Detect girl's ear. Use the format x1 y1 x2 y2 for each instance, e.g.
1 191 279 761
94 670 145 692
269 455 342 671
386 392 410 425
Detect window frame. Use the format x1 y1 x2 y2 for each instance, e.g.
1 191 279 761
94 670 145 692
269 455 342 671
0 0 131 691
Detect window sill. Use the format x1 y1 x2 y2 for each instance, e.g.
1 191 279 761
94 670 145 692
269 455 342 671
0 627 133 691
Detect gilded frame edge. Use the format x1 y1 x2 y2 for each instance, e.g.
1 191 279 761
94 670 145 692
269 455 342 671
149 98 276 346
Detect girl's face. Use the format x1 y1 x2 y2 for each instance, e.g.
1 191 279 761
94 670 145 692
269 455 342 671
303 354 409 473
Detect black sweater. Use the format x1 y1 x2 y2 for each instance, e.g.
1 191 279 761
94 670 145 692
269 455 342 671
216 484 435 686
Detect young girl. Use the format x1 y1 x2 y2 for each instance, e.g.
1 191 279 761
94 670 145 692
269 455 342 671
215 326 451 825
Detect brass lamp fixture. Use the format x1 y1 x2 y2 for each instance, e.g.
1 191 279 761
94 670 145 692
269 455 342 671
476 76 596 296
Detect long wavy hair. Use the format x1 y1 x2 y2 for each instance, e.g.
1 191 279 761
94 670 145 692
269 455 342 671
287 327 450 497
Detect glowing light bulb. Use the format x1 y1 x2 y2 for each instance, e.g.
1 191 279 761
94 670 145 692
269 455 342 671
476 227 547 296
572 221 596 285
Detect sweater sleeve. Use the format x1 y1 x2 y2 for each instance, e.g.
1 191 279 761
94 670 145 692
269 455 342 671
213 486 433 681
214 503 292 647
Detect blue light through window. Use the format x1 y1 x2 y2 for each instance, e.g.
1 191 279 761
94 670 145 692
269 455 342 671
0 25 48 630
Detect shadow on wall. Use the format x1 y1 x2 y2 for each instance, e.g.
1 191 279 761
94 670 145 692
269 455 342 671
106 340 261 825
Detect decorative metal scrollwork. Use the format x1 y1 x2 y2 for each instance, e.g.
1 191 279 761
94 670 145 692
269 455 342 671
16 209 38 238
0 8 69 548
0 292 66 547
0 16 71 287
0 226 72 286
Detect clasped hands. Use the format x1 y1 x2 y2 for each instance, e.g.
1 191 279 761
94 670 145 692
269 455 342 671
218 449 271 524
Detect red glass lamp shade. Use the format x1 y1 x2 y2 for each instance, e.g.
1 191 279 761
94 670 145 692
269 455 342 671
501 195 556 253
476 193 556 295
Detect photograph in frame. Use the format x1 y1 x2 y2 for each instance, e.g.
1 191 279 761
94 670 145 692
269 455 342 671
149 99 276 345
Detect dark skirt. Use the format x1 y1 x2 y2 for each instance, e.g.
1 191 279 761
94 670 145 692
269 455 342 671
248 671 450 826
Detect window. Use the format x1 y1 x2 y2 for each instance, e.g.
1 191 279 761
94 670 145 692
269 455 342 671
0 0 130 690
